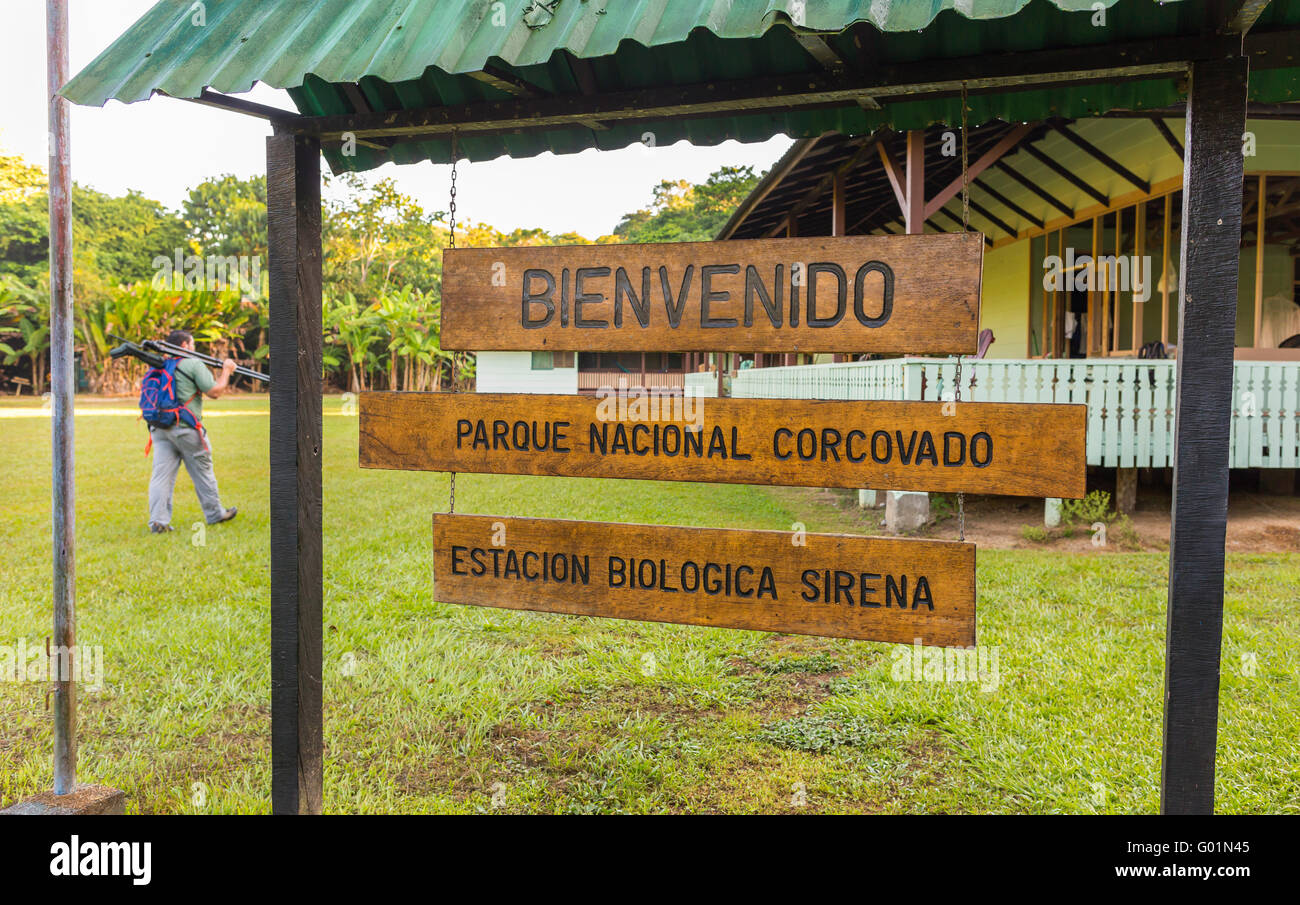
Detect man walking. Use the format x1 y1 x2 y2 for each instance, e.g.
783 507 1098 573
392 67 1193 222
147 330 239 533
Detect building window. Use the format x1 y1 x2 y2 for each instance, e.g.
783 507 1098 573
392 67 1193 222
531 351 573 369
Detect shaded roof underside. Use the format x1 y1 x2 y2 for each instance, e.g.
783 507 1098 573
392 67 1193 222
720 113 1300 245
61 0 1300 173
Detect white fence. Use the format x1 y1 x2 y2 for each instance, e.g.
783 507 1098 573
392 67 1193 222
726 358 1300 469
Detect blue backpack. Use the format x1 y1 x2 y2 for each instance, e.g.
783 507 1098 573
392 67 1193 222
139 358 202 431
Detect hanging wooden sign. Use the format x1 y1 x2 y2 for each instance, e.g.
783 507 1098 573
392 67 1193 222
360 391 1086 498
433 514 975 647
440 234 983 354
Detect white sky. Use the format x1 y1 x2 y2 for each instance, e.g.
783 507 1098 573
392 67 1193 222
1 0 793 238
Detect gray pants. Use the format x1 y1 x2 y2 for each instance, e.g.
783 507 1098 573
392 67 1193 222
148 424 226 526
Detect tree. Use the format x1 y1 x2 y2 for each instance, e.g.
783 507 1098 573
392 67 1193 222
613 165 761 243
183 174 267 261
323 174 444 301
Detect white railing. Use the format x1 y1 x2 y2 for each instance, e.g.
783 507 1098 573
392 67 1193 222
685 371 719 397
577 369 686 391
729 358 1300 469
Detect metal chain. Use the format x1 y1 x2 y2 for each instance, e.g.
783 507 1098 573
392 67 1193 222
448 130 459 514
956 81 969 542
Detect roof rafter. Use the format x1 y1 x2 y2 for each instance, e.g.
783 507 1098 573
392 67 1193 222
1150 117 1185 160
972 176 1046 228
1019 143 1107 208
1051 122 1151 194
923 123 1035 219
992 159 1075 219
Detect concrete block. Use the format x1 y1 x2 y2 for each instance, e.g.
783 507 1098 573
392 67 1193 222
858 489 877 509
1044 497 1062 528
1 784 125 815
885 491 929 534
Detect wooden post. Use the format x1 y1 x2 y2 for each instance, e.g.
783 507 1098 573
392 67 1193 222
1161 55 1249 816
267 132 324 815
1133 201 1145 351
46 0 76 795
1252 175 1266 348
832 169 846 362
905 130 925 234
1170 192 1180 345
1116 467 1137 514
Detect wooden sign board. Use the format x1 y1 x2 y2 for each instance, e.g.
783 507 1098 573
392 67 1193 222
441 234 983 355
433 514 975 647
361 392 1087 498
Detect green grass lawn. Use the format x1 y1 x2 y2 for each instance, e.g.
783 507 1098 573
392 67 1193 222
1 395 1296 813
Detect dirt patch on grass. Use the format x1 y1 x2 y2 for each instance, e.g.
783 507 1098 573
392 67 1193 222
769 484 1300 553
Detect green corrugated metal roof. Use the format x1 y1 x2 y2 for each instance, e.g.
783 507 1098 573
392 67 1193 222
60 0 1300 172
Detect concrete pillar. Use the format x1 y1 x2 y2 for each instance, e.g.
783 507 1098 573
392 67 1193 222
858 489 878 509
885 491 930 534
1044 497 1062 528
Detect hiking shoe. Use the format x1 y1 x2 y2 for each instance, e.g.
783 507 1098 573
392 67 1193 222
149 522 174 533
212 507 238 525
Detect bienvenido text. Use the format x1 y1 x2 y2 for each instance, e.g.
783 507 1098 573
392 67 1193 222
519 261 894 330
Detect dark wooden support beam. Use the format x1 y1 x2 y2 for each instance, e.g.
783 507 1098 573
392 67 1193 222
905 130 925 234
171 88 300 126
267 132 324 815
791 32 845 70
563 51 599 96
467 64 543 98
993 160 1076 218
1051 122 1151 193
340 83 393 150
877 138 908 218
295 31 1265 141
1020 144 1107 207
923 122 1035 218
1226 0 1273 33
1151 117 1185 160
972 176 1045 228
1161 55 1249 816
473 60 609 131
789 30 882 109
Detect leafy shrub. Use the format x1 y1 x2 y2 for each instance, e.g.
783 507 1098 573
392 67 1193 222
1062 490 1116 527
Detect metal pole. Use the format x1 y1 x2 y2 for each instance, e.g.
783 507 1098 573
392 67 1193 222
47 0 76 795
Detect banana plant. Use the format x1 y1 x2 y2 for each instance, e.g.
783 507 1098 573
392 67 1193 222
0 276 49 394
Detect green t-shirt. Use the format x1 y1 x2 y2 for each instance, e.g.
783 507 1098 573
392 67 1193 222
172 357 215 422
